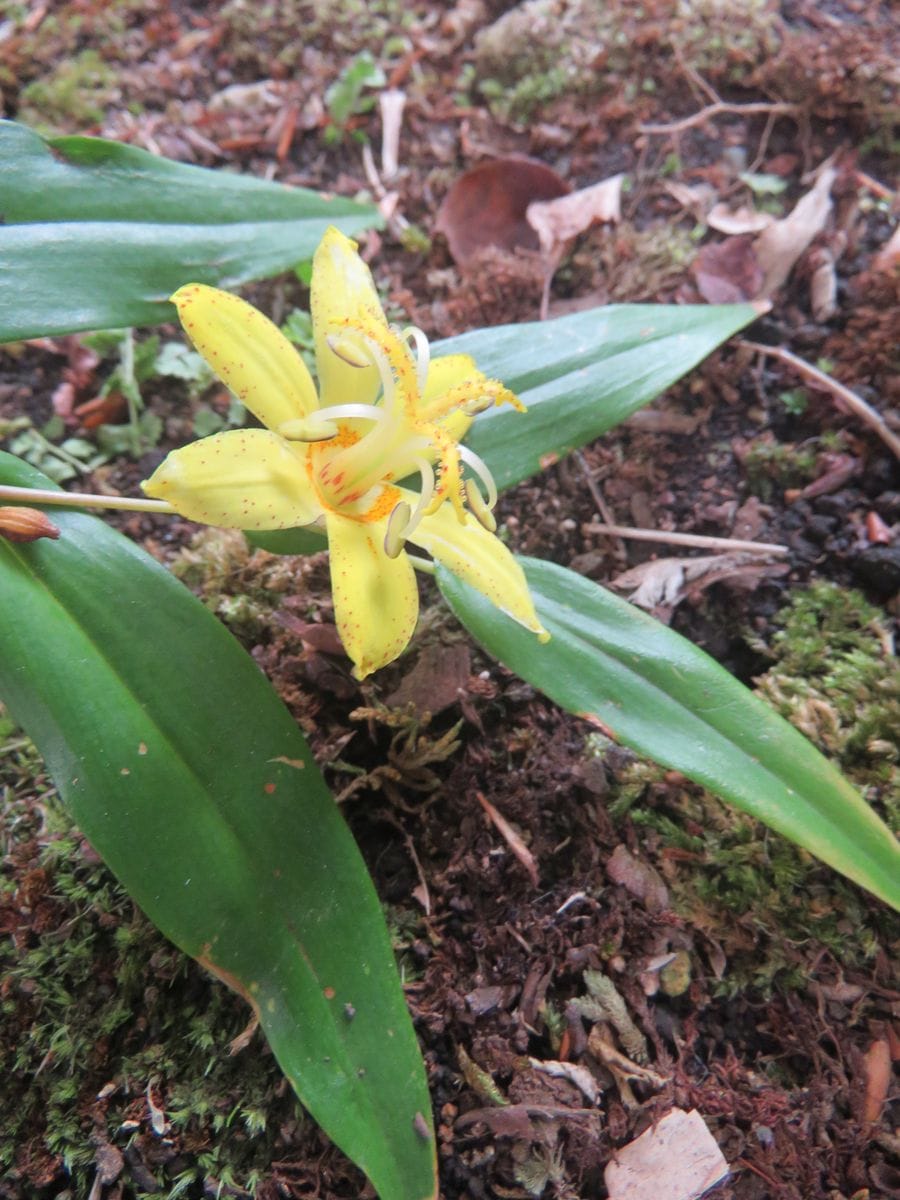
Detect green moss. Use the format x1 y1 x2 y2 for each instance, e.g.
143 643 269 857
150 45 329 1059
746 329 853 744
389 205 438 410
598 582 899 996
0 718 304 1195
741 436 819 499
752 582 899 817
218 0 425 76
171 528 298 641
19 48 116 129
472 0 781 123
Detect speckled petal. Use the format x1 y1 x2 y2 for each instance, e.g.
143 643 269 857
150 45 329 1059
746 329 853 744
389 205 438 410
422 353 478 442
142 429 322 530
408 501 549 642
326 510 419 680
311 227 384 409
171 284 319 430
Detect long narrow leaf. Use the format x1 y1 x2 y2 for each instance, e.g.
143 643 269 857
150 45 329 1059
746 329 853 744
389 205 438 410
437 557 900 909
434 302 761 490
0 452 435 1200
0 121 382 341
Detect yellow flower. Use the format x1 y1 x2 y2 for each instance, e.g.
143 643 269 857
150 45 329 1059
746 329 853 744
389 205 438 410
143 227 548 679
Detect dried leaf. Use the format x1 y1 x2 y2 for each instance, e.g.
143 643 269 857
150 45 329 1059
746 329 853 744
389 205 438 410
706 203 773 236
691 235 763 304
663 180 716 220
862 1038 891 1124
386 641 471 714
754 164 836 297
604 1108 729 1200
476 789 539 886
809 247 838 320
610 553 786 617
435 157 569 266
526 174 623 257
606 844 669 912
529 1058 601 1105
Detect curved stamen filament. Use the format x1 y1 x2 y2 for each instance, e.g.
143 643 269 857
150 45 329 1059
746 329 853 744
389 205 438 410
314 402 387 425
319 326 417 501
401 325 430 395
458 444 498 511
398 455 436 540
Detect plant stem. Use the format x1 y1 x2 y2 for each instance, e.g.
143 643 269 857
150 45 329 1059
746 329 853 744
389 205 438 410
407 554 435 575
0 485 176 514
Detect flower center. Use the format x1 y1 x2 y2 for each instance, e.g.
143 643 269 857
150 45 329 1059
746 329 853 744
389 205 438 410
283 316 522 554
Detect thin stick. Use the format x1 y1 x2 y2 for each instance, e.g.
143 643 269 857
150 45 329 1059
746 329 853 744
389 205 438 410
582 521 788 556
574 451 626 559
743 341 900 460
0 485 176 514
640 101 799 135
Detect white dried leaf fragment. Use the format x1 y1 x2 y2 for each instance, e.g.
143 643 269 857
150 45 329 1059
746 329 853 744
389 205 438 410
605 1108 729 1200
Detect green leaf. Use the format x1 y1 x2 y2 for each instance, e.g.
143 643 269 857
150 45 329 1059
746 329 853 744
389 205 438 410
247 526 328 555
437 557 900 910
0 120 383 342
0 451 435 1200
433 303 760 491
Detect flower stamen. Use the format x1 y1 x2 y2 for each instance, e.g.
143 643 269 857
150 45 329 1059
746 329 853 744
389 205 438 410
278 416 339 442
398 455 436 540
401 325 431 394
463 479 497 532
384 500 411 559
326 333 371 368
458 444 498 511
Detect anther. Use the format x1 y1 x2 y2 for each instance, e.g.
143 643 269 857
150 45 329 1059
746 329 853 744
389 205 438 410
464 479 497 532
326 333 371 368
462 395 494 416
278 417 338 442
384 501 411 559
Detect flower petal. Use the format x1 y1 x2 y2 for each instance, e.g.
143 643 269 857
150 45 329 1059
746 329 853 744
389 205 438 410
326 510 419 679
311 227 384 409
408 500 549 642
423 353 478 442
171 284 319 431
142 429 322 530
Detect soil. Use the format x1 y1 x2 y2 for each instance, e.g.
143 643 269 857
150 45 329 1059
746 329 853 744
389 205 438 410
1 3 898 1200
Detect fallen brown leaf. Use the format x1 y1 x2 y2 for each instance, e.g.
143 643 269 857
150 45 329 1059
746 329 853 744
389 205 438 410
435 156 569 266
691 235 763 303
754 164 836 297
606 844 669 912
525 173 623 256
862 1038 891 1124
706 203 773 236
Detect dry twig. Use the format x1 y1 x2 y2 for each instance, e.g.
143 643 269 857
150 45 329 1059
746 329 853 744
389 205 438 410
582 522 788 556
640 100 800 136
743 341 900 460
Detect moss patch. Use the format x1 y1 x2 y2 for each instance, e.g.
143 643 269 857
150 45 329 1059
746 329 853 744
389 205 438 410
603 581 899 996
0 716 304 1197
